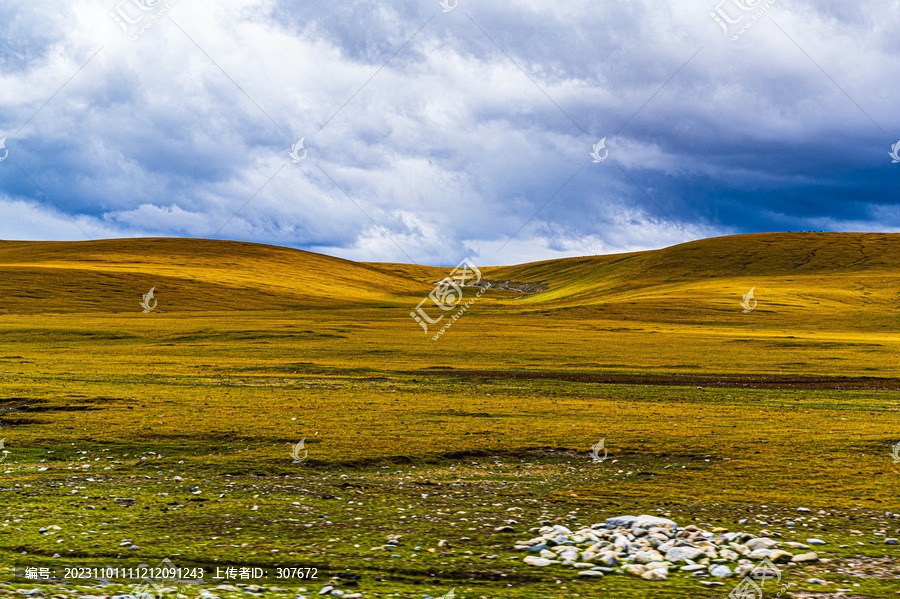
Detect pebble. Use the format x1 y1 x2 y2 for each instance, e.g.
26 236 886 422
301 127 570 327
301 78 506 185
886 538 898 545
807 538 826 545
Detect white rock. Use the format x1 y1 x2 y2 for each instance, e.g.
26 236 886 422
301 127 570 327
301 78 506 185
641 569 667 581
709 565 732 578
523 556 556 567
665 546 705 562
745 538 779 550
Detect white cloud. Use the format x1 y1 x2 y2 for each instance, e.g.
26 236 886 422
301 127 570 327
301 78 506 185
0 0 897 265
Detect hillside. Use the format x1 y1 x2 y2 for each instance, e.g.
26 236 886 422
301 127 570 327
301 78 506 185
0 233 898 325
0 238 430 313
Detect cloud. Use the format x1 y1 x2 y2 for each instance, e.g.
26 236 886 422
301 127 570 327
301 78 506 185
0 0 897 266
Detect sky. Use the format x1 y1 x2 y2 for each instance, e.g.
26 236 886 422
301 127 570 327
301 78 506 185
0 0 898 266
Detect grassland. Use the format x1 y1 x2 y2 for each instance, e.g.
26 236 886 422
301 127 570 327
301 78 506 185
0 233 898 598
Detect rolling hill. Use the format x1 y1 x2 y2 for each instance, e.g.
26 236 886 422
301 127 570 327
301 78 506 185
1 233 898 333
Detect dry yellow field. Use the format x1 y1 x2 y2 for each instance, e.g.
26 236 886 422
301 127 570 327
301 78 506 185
0 232 898 598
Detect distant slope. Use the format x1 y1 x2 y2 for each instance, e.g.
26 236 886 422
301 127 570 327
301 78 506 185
1 233 899 318
480 232 900 304
0 238 430 313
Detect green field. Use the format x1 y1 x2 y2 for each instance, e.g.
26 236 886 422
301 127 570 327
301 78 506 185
1 233 898 598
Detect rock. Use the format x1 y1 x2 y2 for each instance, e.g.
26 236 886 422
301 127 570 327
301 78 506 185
634 515 677 529
807 578 828 585
523 556 555 567
807 538 826 545
577 570 604 577
624 565 647 577
785 542 810 549
216 586 239 592
174 476 184 482
437 539 450 548
641 569 667 581
768 550 793 563
129 545 139 551
680 563 706 572
632 551 655 564
719 549 739 560
745 538 779 550
665 546 705 562
572 562 595 569
319 586 333 595
539 549 556 559
886 538 899 545
494 526 515 533
748 549 772 559
791 552 818 563
604 515 676 529
709 565 732 578
797 507 810 513
598 552 620 568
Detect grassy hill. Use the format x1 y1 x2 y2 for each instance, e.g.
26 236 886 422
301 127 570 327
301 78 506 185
2 232 899 315
0 238 431 313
